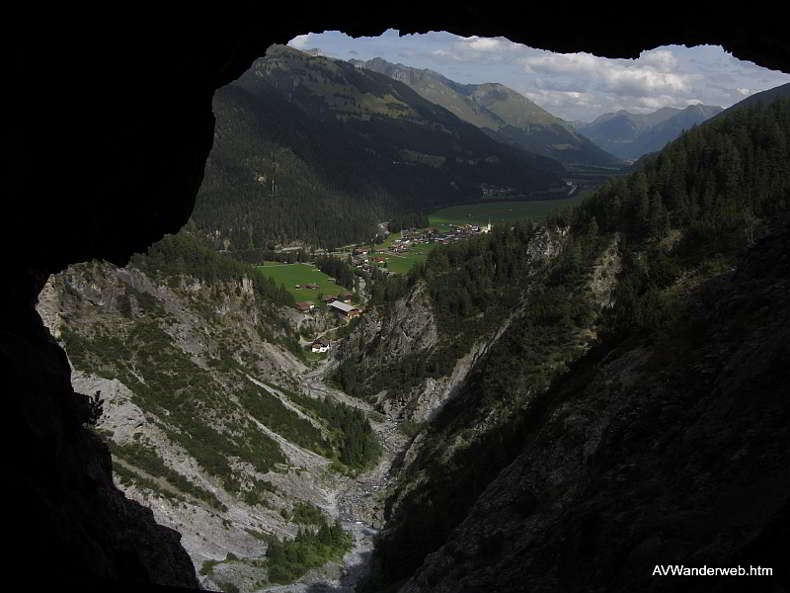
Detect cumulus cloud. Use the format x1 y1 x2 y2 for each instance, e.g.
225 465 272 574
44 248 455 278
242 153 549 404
288 33 312 49
640 49 679 71
522 51 694 97
464 36 502 51
284 30 790 121
605 69 692 96
522 52 602 75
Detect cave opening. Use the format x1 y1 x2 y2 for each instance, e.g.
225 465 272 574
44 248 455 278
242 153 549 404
10 12 790 592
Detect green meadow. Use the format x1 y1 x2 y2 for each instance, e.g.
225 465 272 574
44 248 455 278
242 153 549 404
375 242 435 274
367 196 586 274
314 196 588 278
256 263 348 303
428 196 586 228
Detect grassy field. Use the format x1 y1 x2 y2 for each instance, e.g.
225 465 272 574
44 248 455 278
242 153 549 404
326 195 588 277
376 242 435 274
256 263 349 303
428 195 586 228
361 234 437 275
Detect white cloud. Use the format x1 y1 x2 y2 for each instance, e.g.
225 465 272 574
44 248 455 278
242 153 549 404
521 52 603 75
288 33 312 49
640 49 678 71
464 36 501 51
604 69 692 96
283 31 790 121
522 51 693 97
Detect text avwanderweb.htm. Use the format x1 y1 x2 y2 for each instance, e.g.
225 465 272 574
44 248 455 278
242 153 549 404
653 565 772 577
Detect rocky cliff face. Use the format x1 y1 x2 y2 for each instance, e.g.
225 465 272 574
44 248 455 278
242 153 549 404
7 292 200 589
339 226 572 427
36 260 370 592
387 232 620 513
337 226 626 589
398 224 790 593
342 281 439 369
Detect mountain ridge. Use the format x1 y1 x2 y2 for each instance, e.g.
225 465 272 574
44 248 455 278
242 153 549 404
353 56 622 168
576 103 724 160
191 46 567 252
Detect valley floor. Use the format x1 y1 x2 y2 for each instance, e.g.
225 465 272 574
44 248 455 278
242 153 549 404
257 360 408 592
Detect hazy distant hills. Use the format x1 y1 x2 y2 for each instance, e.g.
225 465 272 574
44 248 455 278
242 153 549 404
354 57 622 168
575 104 723 161
192 46 566 250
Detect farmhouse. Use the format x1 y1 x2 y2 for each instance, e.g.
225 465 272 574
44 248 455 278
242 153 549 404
295 301 314 312
328 300 360 319
311 337 330 353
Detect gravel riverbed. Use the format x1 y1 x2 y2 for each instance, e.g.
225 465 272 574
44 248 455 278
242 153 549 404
256 361 408 593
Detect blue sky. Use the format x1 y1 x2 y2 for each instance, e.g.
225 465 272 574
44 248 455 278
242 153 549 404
288 29 790 122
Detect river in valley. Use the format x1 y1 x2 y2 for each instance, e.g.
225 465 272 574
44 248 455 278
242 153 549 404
258 361 408 593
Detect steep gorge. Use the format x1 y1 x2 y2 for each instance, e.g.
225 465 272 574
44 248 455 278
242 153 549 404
353 96 790 593
398 224 790 593
37 256 387 592
11 10 790 592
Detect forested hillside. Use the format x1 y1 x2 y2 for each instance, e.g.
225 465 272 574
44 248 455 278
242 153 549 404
191 45 566 253
353 96 790 592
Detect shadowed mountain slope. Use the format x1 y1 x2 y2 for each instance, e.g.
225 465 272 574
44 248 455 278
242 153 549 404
191 46 565 251
355 94 790 593
356 57 622 168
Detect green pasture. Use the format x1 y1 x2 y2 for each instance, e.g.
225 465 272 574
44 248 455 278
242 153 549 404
378 242 435 274
366 236 436 275
257 263 348 303
428 196 586 228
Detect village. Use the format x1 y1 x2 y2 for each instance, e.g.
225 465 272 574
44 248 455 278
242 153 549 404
345 222 492 276
269 222 494 357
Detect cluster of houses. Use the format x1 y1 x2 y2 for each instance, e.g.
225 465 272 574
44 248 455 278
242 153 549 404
347 223 493 275
294 293 361 320
405 223 492 243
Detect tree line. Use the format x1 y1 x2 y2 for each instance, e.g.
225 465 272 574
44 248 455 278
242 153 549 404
130 231 294 307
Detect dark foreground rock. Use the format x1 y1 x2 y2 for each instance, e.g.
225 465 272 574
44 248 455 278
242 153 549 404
399 226 790 593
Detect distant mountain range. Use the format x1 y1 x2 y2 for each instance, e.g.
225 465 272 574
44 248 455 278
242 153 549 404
574 104 723 161
192 46 567 251
353 57 622 168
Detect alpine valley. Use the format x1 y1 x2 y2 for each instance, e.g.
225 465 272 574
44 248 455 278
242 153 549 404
192 45 573 254
28 39 790 593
